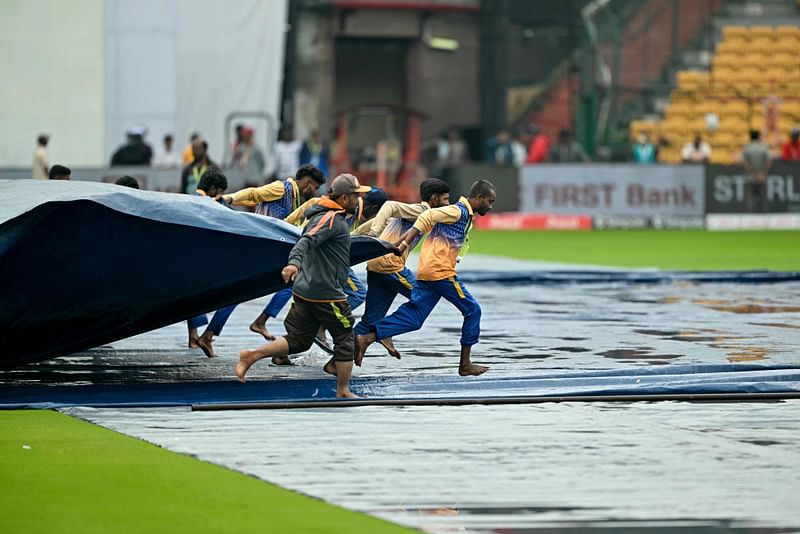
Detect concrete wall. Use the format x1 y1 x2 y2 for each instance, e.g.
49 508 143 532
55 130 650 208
0 0 105 167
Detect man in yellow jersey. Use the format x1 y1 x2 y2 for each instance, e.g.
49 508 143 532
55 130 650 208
237 174 372 398
355 180 496 376
353 178 451 358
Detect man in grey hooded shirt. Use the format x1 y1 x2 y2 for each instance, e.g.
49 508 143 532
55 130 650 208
236 173 371 398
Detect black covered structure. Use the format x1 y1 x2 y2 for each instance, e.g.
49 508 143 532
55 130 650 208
0 180 395 367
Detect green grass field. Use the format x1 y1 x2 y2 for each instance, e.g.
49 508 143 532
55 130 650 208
0 411 414 534
469 230 800 271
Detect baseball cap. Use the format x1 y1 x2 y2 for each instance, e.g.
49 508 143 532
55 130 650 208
328 173 371 196
364 187 388 206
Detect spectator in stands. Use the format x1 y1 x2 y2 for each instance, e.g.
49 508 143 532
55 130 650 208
32 134 49 179
182 132 200 166
48 164 71 180
485 129 514 165
681 133 711 163
153 134 182 169
300 128 331 178
525 124 550 164
232 126 266 183
181 138 218 194
549 129 590 163
781 128 800 162
274 127 303 179
115 175 140 189
632 132 658 163
740 130 771 213
762 81 783 158
511 129 530 167
111 126 153 166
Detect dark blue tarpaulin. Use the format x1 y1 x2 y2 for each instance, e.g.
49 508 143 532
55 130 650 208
1 364 798 409
0 180 394 367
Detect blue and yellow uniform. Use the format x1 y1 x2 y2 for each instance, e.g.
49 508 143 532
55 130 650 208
369 197 480 347
223 178 302 218
352 200 431 335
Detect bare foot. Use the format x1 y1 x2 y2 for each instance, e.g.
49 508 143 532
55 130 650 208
236 350 256 383
354 334 373 367
378 337 401 360
459 363 489 376
323 358 337 376
249 322 275 341
196 332 217 358
188 335 200 349
271 355 293 366
336 389 360 399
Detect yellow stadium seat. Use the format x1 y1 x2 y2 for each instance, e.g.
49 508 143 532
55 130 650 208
749 26 776 41
775 39 800 54
713 55 739 71
719 100 749 117
723 26 748 42
696 100 721 116
771 53 798 69
777 26 800 40
749 38 776 54
742 53 768 69
665 103 694 120
630 120 659 139
717 41 749 55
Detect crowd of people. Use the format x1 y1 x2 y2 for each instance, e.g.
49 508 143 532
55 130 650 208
26 136 499 398
184 164 498 398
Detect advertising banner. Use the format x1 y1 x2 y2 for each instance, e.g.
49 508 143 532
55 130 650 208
705 162 800 213
519 164 705 216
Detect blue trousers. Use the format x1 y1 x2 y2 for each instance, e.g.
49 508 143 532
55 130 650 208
187 304 237 335
262 269 366 318
372 276 481 347
354 268 415 335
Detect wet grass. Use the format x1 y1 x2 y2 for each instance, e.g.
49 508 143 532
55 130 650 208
469 230 800 271
0 410 415 534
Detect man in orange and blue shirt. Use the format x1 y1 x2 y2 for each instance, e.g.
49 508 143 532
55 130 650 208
355 180 497 376
353 179 451 356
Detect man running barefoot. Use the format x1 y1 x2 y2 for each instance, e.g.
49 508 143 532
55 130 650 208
352 178 451 361
237 174 371 398
222 164 326 342
355 180 497 376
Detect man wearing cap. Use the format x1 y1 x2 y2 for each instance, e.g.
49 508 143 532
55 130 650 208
249 187 386 359
237 174 372 398
355 180 497 377
223 164 326 342
353 178 451 358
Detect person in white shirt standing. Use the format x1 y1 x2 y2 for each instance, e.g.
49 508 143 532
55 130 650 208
153 134 182 168
32 134 49 179
274 127 303 180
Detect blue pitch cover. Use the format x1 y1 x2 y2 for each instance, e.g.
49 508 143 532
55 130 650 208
0 180 395 367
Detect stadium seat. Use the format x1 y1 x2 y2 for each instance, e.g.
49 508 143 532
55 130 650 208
722 26 748 42
749 26 776 41
776 26 800 41
775 38 800 54
716 41 748 55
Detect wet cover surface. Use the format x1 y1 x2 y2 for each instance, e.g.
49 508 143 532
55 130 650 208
6 255 800 532
66 400 800 533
